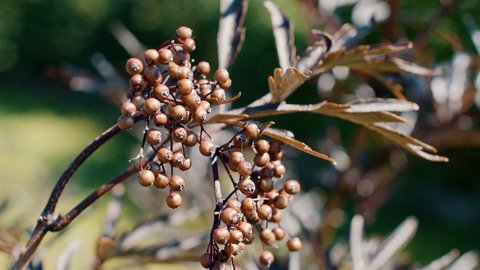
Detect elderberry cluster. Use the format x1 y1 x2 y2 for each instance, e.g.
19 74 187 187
201 125 303 269
117 27 303 269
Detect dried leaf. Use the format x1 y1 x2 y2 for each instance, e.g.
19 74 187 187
218 0 248 69
238 98 447 162
206 91 242 105
264 0 296 71
268 67 309 103
262 127 336 164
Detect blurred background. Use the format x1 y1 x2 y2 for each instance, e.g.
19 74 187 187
0 0 479 269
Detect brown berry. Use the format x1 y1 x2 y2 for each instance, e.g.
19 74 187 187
182 37 196 52
143 66 162 86
272 227 286 240
257 204 273 220
125 58 144 75
171 152 185 167
255 139 270 154
218 79 232 89
121 101 137 116
176 26 193 40
117 115 134 130
177 78 193 95
131 96 146 109
254 152 270 167
271 210 282 223
244 123 260 139
169 175 185 191
157 147 173 163
273 164 286 178
179 158 192 171
144 98 161 115
173 50 190 65
166 192 182 208
241 197 256 213
168 62 180 78
144 49 160 65
259 229 276 245
172 127 187 143
153 173 169 189
193 107 208 123
259 178 274 192
146 129 162 145
183 131 197 147
238 178 256 196
153 84 170 101
137 170 155 186
237 222 253 238
224 243 241 257
220 208 239 226
197 61 211 75
274 194 289 209
213 226 230 244
181 92 201 110
233 134 250 148
214 69 230 83
200 252 213 269
211 89 225 101
284 179 301 195
129 74 146 92
259 250 275 267
170 105 187 122
229 229 243 244
237 161 253 177
225 200 241 212
199 140 215 156
153 112 168 126
287 237 302 251
158 48 173 65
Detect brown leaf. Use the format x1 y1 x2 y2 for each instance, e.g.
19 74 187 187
268 67 309 103
206 91 242 105
264 0 296 71
218 0 248 69
205 113 249 124
263 128 336 164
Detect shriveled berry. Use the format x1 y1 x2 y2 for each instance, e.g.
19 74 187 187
121 101 137 116
199 140 215 156
287 237 302 251
213 226 230 244
221 208 239 226
153 84 170 101
137 170 155 186
197 61 211 75
166 192 182 209
177 78 193 95
169 175 185 191
153 112 168 126
125 58 144 75
259 250 275 267
284 179 301 195
117 115 134 130
129 74 146 92
157 148 173 163
158 48 173 65
153 173 169 189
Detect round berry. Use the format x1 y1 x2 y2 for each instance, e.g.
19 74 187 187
146 129 162 145
172 127 187 143
258 204 273 220
255 139 270 154
153 173 169 189
129 74 146 92
224 243 241 257
153 112 168 126
213 226 230 244
259 178 274 192
171 152 185 167
144 49 160 66
143 66 162 86
254 152 270 167
274 194 289 209
244 123 260 139
169 175 185 191
157 147 173 163
238 178 256 196
218 79 232 89
181 92 201 110
173 50 190 65
200 253 213 269
125 58 144 75
193 107 208 123
121 101 137 116
117 115 134 130
176 26 193 40
237 222 253 238
153 84 170 101
177 78 193 95
214 69 230 83
166 192 182 209
272 227 286 240
144 98 161 115
229 229 243 244
271 210 282 223
197 61 211 75
178 158 191 171
137 170 155 186
233 134 250 148
259 250 274 267
221 208 239 226
170 105 187 122
158 48 173 65
287 237 302 251
199 140 215 156
273 164 286 178
237 161 253 177
183 131 197 147
182 37 196 52
284 179 301 195
168 62 180 78
241 197 256 213
131 96 145 109
259 229 276 245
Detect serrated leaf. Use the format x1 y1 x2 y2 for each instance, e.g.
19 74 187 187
262 127 336 164
218 0 248 69
268 67 309 103
264 0 296 71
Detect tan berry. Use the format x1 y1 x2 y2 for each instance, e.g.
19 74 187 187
153 173 169 189
166 192 182 208
287 237 302 251
137 170 155 186
117 115 134 130
125 57 143 75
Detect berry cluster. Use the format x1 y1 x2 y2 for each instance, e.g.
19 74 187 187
118 27 302 269
199 124 303 269
117 26 232 208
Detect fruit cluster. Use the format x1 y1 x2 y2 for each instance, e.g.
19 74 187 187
117 27 302 269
